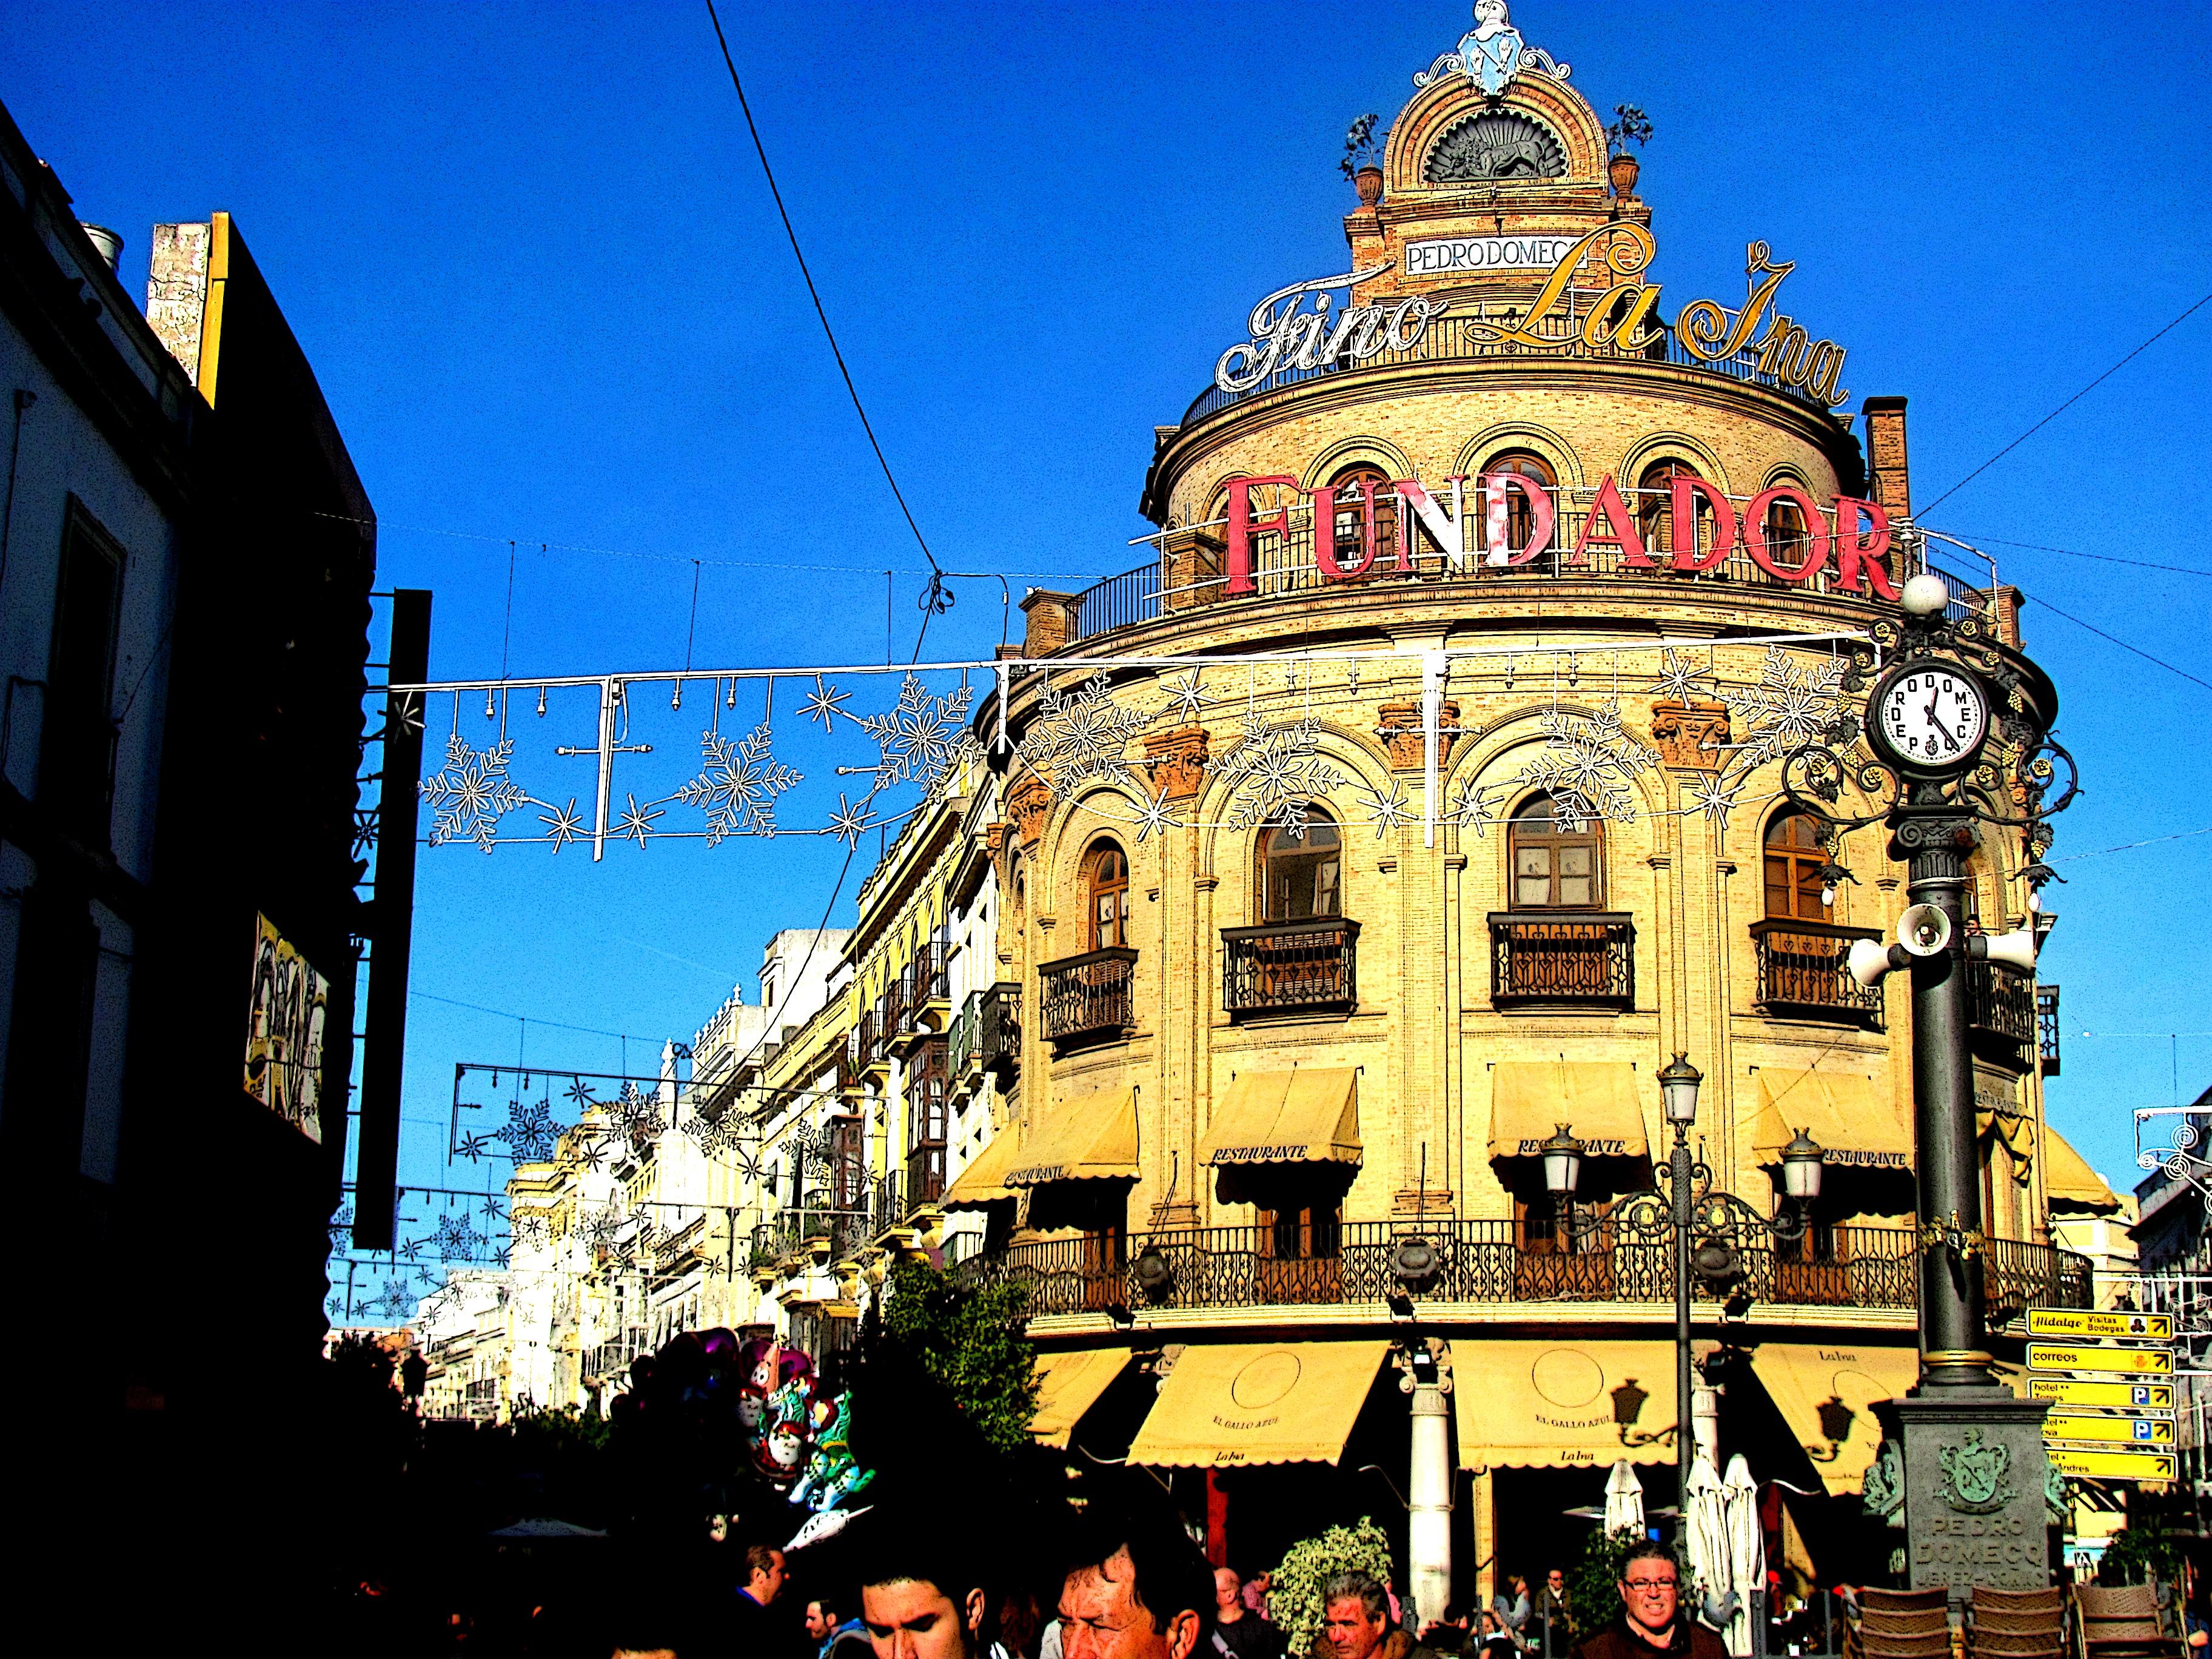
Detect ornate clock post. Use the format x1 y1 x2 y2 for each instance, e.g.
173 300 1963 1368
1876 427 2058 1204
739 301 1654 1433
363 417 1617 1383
1784 571 2079 1595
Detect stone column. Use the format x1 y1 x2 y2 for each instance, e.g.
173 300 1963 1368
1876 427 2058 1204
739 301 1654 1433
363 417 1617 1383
1402 1341 1455 1628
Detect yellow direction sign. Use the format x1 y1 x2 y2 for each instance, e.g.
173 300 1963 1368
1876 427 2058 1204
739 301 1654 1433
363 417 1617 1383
2046 1445 2178 1482
2028 1309 2174 1342
2028 1343 2173 1376
2044 1412 2176 1446
2030 1378 2176 1412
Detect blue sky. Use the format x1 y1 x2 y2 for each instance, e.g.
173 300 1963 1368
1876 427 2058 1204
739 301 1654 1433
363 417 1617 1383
5 1 2210 1261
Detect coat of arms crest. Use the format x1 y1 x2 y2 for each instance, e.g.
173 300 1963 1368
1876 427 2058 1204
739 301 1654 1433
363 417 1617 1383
1937 1427 2015 1514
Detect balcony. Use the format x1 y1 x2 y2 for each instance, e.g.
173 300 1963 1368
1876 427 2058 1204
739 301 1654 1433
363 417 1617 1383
1222 918 1359 1017
979 982 1022 1078
957 1218 2093 1321
1749 919 1886 1027
900 940 951 1035
1968 960 2037 1068
1488 913 1634 1010
906 1142 946 1208
2038 984 2062 1077
1039 947 1137 1045
948 994 979 1081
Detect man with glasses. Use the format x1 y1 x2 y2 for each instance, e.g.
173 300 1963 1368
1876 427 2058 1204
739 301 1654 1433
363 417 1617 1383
1570 1543 1726 1659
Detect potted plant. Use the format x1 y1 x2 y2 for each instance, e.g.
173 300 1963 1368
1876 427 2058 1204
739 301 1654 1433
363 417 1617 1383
1606 103 1652 196
1340 111 1384 206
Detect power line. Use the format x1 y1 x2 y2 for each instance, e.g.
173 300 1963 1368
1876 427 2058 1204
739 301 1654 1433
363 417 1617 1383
2053 825 2212 865
2025 594 2212 695
702 0 945 589
408 988 657 1046
1921 292 2212 512
1945 532 2212 580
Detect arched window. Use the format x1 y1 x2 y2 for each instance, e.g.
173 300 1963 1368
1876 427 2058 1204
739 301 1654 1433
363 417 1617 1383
1636 460 1714 560
1328 463 1399 575
1258 810 1342 921
1085 839 1129 951
1763 813 1830 920
1509 793 1600 908
1484 450 1557 558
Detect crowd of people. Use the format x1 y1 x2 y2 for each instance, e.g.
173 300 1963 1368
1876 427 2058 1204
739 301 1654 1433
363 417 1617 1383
589 1512 1724 1659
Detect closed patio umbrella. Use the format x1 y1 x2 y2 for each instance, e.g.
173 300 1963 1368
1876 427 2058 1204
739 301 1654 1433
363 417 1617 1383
1602 1458 1647 1537
1718 1455 1766 1657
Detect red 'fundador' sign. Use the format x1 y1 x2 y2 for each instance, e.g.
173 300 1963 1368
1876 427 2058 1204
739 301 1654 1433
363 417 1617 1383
1222 472 1899 600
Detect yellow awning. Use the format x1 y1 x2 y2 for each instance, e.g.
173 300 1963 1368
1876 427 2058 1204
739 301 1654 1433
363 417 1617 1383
2045 1125 2122 1216
1489 1062 1649 1161
941 1128 1024 1210
1006 1086 1139 1187
1030 1349 1128 1449
1128 1341 1388 1468
1452 1341 1678 1470
1745 1341 1917 1494
1751 1070 1911 1171
1199 1068 1361 1168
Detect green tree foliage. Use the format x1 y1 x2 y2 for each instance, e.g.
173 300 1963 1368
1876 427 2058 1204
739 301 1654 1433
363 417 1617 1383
2097 1520 2183 1588
880 1258 1039 1453
1267 1516 1394 1657
1569 1526 1652 1638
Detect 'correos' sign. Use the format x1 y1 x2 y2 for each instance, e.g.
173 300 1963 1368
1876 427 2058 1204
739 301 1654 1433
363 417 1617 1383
1405 234 1578 277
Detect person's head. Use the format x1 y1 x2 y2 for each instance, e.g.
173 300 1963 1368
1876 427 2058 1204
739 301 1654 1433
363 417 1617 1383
744 1544 788 1604
1617 1542 1682 1638
1251 1572 1271 1594
854 1513 989 1659
806 1597 842 1641
1057 1506 1212 1659
1480 1610 1503 1635
1214 1569 1243 1614
1321 1574 1390 1659
1546 1569 1566 1594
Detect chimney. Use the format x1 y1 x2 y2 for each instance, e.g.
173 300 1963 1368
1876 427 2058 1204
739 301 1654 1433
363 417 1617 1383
79 223 122 272
1862 396 1909 520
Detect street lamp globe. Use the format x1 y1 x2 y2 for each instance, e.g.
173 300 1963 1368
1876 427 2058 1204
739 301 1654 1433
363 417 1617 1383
1658 1052 1703 1127
1780 1128 1826 1202
1541 1125 1584 1198
1900 572 1951 617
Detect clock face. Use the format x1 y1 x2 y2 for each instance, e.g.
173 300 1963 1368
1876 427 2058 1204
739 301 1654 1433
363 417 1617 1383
1874 666 1988 768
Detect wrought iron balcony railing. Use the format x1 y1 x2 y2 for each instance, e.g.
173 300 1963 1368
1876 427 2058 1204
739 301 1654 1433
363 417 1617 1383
2037 983 2061 1077
954 1218 2092 1322
1039 947 1137 1044
1968 960 2037 1067
980 982 1022 1076
1222 918 1359 1016
1749 919 1886 1027
1489 912 1634 1010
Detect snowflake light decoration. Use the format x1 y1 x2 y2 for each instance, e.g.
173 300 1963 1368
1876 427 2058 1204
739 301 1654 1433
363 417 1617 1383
497 1099 560 1163
614 794 663 845
327 1205 354 1254
674 722 801 843
860 674 976 789
421 732 537 852
826 792 879 849
538 799 585 852
1685 768 1751 831
1160 669 1208 726
1017 671 1153 793
1723 646 1849 775
431 1212 485 1260
1216 714 1348 833
1131 793 1180 843
1444 703 1657 834
611 1082 663 1139
1353 777 1415 838
1649 646 1715 705
1447 776 1507 838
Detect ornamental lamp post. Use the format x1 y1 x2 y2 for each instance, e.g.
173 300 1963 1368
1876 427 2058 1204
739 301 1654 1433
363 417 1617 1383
1777 557 2079 1595
1541 1125 1584 1201
1780 1129 1825 1206
1656 1053 1702 1523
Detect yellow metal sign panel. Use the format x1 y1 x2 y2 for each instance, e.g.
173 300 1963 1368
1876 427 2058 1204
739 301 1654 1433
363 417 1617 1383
2028 1344 2173 1376
2043 1412 2176 1446
2045 1445 2177 1481
2027 1309 2174 1341
2029 1378 2175 1412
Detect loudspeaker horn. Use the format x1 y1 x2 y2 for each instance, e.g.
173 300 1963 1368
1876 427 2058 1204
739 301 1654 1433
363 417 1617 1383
1897 903 1954 957
1846 937 1899 989
1975 927 2039 971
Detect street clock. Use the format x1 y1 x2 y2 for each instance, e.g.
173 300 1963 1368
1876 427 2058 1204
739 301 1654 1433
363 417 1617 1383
1867 662 1989 776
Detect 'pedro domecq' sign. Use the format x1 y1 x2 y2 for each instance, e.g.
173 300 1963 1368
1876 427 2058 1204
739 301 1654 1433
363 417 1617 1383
1220 470 1900 600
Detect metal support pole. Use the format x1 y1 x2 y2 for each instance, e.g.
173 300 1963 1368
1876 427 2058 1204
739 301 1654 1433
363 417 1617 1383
1908 843 1990 1387
1406 1345 1455 1627
1675 1119 1695 1521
